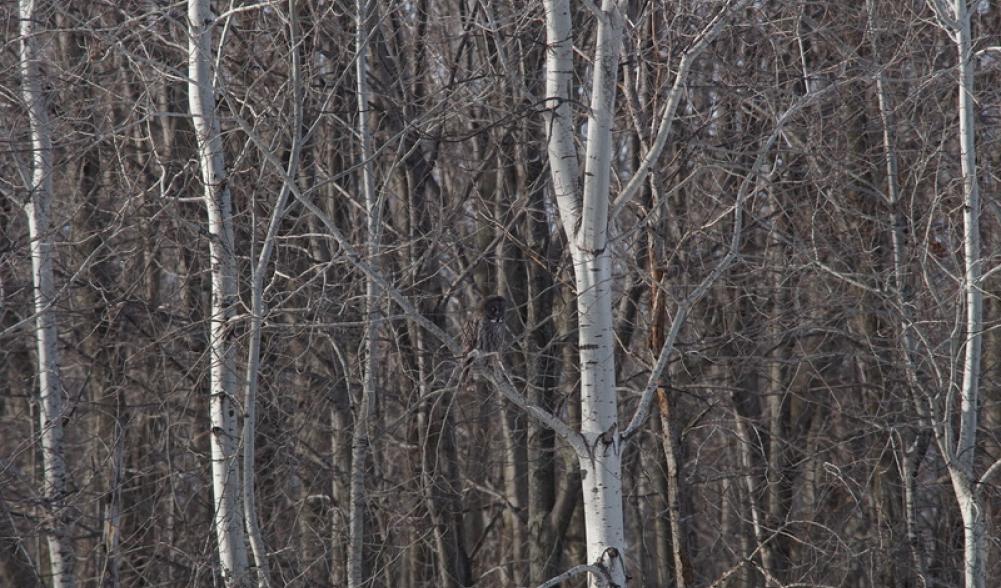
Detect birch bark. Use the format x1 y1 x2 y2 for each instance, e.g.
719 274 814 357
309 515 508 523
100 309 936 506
541 1 747 584
923 0 986 584
952 1 985 583
187 0 250 582
19 1 74 585
574 4 626 584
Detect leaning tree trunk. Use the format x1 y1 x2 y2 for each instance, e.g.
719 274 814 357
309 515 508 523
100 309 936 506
19 1 74 585
238 2 312 584
187 0 249 583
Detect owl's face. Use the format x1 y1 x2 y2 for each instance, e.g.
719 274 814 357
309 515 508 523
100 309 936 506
483 296 506 323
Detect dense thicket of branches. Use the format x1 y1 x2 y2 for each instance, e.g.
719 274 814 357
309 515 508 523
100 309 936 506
2 1 1000 586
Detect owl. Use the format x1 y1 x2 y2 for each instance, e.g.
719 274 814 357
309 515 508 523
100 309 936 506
463 295 508 354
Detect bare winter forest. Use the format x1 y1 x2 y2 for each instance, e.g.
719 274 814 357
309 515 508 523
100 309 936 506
2 0 1001 586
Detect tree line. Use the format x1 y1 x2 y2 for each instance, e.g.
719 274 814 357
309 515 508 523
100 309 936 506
2 0 1000 586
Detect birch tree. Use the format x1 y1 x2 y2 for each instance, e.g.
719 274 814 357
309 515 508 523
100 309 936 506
187 0 249 582
4 1 1001 585
540 0 748 583
923 0 999 585
18 1 73 585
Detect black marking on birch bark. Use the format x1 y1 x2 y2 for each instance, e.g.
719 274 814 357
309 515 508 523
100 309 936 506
599 427 616 447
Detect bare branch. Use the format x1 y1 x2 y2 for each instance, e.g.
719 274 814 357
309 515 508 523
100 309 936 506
579 0 606 22
925 0 957 31
214 1 280 23
479 362 587 457
226 110 462 356
978 456 1001 491
621 92 823 442
226 83 584 465
611 0 751 220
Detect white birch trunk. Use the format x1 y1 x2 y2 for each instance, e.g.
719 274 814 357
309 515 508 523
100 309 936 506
542 0 580 244
544 0 628 583
349 0 380 584
541 2 747 584
953 1 985 583
953 0 981 485
19 1 74 585
923 0 987 584
952 477 986 588
575 3 626 585
187 0 250 583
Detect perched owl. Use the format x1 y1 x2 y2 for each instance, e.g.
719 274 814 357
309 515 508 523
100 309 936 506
463 295 508 354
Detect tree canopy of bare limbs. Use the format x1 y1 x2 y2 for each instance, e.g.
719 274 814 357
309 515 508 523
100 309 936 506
2 1 1001 587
